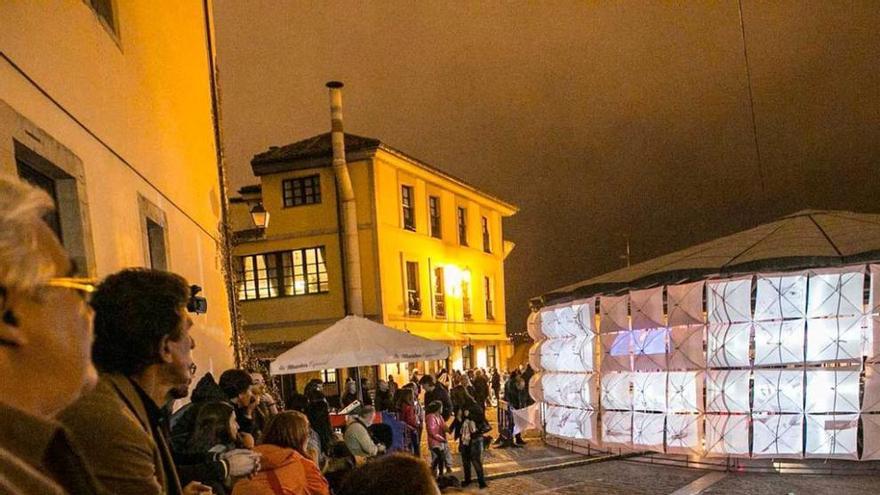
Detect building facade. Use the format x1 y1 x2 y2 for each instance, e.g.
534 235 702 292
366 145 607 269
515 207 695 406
0 1 235 374
231 133 518 392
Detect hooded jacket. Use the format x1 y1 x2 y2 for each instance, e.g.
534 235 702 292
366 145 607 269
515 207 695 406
231 444 328 495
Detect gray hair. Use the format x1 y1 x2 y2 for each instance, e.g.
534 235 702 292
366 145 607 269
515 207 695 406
0 174 58 293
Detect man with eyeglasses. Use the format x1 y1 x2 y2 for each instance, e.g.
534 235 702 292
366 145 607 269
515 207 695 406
60 268 259 495
0 175 102 494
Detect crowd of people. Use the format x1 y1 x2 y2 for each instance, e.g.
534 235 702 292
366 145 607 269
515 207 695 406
0 173 535 494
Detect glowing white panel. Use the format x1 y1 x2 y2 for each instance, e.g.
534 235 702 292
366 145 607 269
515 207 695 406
539 308 558 339
527 311 542 341
667 281 705 327
601 331 632 372
528 341 542 371
805 368 860 414
707 277 752 323
753 319 805 366
528 371 544 403
551 300 595 338
632 372 666 412
632 412 665 452
545 406 593 440
752 414 803 458
753 369 804 414
754 273 807 321
630 287 664 330
872 264 880 316
862 414 880 460
705 414 750 457
706 370 751 413
599 295 629 333
540 336 592 373
668 325 706 370
863 364 880 413
864 316 878 362
633 328 668 371
601 372 632 411
807 268 864 319
667 372 703 413
805 413 859 459
601 410 632 446
707 322 751 368
541 372 593 410
665 414 702 456
806 316 863 363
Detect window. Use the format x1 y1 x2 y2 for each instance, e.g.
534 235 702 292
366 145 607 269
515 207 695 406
237 247 328 300
433 267 446 318
462 345 474 370
322 369 337 384
487 345 497 369
17 160 62 241
457 207 468 246
481 216 491 253
462 278 472 320
401 185 415 231
86 0 118 36
405 261 421 315
282 175 321 207
484 276 494 320
145 218 168 270
429 196 441 238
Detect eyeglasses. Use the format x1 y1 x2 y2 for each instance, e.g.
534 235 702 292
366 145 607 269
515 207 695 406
45 278 98 303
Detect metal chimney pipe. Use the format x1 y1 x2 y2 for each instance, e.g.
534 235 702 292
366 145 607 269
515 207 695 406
327 81 364 316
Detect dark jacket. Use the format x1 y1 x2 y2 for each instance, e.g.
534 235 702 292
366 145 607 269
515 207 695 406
374 389 394 412
451 400 488 441
424 383 454 421
473 376 490 405
0 402 104 495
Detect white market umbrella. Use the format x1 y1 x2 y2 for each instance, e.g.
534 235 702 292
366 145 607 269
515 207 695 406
269 315 449 376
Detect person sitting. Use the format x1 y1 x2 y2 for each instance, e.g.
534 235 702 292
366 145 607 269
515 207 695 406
322 440 355 494
0 175 102 494
60 268 257 495
250 371 279 435
184 401 247 493
170 372 228 453
232 411 329 495
286 393 322 465
219 369 258 442
336 453 440 495
393 388 419 455
343 406 384 462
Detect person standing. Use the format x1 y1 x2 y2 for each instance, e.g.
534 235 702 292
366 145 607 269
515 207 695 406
472 370 490 409
0 175 103 494
374 379 394 412
419 375 453 421
490 369 501 406
450 386 488 490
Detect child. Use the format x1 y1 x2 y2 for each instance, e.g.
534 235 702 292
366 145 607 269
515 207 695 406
426 400 451 477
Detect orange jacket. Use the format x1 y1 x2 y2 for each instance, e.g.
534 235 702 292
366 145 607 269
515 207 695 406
231 444 329 495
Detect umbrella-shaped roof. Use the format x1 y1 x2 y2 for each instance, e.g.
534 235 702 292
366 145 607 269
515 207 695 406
537 210 880 306
269 315 450 375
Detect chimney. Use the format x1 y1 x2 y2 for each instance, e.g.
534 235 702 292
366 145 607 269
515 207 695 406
327 81 364 316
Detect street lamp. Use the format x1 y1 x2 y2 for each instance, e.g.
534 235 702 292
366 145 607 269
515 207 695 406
250 202 269 229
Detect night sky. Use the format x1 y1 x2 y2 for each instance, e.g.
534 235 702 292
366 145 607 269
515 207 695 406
214 2 879 333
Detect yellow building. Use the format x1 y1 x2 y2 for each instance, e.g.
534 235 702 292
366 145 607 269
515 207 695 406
231 133 518 393
0 2 235 373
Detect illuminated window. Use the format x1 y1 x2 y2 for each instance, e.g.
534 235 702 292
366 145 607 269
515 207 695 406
429 196 441 238
237 247 328 300
406 261 421 315
402 185 415 231
433 267 446 318
484 276 494 320
462 278 472 320
282 175 321 207
322 369 337 384
457 207 468 246
487 345 497 369
481 216 491 253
